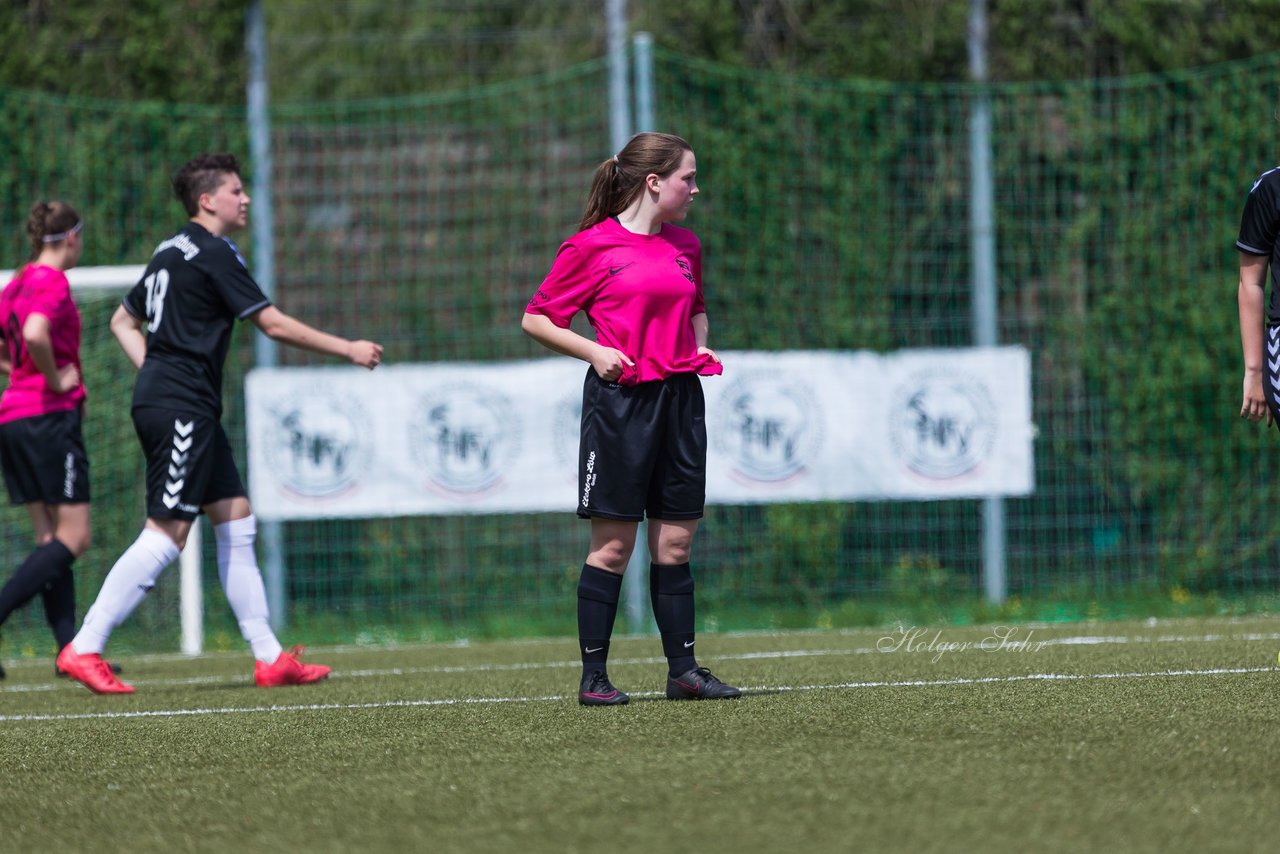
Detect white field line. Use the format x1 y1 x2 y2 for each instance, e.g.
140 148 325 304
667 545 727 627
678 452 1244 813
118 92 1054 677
3 628 1279 695
0 665 1271 724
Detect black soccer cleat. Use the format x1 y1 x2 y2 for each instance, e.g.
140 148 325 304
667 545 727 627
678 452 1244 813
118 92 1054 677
579 670 629 706
666 666 741 700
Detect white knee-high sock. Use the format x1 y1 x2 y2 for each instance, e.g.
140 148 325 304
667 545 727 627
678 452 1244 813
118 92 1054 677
74 528 180 655
215 515 283 663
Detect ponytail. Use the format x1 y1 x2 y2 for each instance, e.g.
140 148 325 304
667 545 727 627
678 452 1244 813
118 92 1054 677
578 157 622 231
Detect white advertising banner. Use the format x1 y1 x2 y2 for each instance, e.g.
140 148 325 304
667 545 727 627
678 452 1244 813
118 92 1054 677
246 347 1033 521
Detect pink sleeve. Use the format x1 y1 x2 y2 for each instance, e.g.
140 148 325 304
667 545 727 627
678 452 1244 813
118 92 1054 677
526 242 594 328
27 267 69 317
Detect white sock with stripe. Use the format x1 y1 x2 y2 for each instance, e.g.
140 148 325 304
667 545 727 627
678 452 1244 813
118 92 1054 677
215 514 283 664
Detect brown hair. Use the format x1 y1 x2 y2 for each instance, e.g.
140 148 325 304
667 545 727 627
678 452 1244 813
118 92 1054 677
173 152 241 217
578 132 693 231
25 201 81 259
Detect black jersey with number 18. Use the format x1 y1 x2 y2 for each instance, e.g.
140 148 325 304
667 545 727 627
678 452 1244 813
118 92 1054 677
122 222 271 419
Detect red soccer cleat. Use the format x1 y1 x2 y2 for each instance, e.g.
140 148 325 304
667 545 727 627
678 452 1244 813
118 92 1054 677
56 645 134 694
254 645 331 687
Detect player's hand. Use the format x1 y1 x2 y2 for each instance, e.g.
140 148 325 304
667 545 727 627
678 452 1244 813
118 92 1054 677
1241 369 1274 427
52 363 81 393
697 345 721 364
349 340 384 370
591 345 634 382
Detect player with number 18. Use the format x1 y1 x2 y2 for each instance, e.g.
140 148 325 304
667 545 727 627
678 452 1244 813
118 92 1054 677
57 153 383 693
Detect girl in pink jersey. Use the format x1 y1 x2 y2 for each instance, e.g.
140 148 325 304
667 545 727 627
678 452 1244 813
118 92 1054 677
523 132 740 705
0 201 102 679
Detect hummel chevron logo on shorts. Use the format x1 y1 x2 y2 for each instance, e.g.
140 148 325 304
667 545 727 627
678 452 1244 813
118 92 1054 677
1269 327 1280 392
163 420 194 510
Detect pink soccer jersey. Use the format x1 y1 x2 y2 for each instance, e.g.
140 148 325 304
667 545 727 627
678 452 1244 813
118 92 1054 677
0 264 86 423
526 217 722 385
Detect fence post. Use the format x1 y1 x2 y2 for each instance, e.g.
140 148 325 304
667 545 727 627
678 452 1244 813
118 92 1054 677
247 0 287 629
969 0 1007 604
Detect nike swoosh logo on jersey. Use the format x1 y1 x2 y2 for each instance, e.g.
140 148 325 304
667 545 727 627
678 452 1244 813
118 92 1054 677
608 262 634 276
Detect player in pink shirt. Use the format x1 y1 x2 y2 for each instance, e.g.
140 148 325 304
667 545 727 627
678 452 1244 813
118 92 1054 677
523 132 740 705
0 201 102 680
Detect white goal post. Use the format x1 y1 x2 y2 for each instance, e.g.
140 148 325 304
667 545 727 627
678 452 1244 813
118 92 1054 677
0 263 205 656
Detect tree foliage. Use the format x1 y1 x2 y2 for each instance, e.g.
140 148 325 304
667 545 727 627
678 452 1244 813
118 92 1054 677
0 0 247 103
4 1 1280 102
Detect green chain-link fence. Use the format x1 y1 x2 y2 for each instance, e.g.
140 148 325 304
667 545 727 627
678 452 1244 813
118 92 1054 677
1 48 1277 655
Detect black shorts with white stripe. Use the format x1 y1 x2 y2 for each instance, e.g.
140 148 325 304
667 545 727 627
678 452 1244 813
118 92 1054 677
0 409 90 505
576 370 707 522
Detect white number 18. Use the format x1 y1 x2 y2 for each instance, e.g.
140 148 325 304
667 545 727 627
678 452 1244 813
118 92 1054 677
144 269 169 333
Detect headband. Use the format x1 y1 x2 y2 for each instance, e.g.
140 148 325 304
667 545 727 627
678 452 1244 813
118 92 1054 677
42 220 83 243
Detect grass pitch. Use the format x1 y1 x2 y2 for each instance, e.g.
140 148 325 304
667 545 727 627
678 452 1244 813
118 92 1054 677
3 615 1278 853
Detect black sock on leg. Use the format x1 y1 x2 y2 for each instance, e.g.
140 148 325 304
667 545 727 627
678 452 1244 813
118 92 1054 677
0 539 75 628
577 564 623 679
650 562 697 677
42 563 77 650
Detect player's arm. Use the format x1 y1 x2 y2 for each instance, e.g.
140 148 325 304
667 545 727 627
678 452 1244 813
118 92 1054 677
110 304 148 370
23 313 79 392
521 312 633 382
691 312 719 363
1239 251 1271 425
250 305 382 369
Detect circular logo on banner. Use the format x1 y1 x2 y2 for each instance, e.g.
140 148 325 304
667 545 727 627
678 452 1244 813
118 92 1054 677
264 391 371 498
714 372 821 484
890 372 997 480
409 385 518 495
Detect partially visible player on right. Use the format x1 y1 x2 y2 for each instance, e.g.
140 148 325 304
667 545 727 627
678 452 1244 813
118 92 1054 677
1235 164 1280 429
1235 165 1280 668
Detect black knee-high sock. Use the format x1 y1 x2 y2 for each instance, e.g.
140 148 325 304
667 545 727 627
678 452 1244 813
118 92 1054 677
0 539 75 628
651 562 697 677
577 564 623 677
42 563 77 649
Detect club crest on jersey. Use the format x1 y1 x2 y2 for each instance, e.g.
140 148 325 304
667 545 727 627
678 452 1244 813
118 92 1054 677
675 258 695 284
889 371 997 480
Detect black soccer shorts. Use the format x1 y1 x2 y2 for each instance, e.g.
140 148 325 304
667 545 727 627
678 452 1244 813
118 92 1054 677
576 370 707 522
132 407 246 521
0 409 90 505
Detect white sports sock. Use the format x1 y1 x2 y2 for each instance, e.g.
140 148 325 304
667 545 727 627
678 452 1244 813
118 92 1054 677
73 528 180 655
215 514 283 663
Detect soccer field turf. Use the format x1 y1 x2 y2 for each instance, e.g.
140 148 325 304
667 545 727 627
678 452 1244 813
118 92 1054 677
3 615 1278 853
